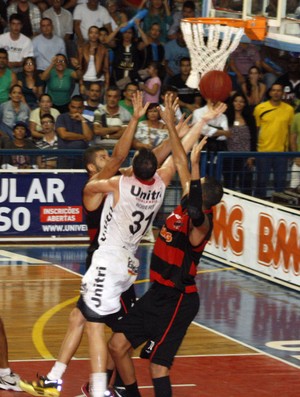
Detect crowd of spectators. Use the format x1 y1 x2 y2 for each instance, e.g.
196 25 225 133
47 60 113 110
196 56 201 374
0 0 299 199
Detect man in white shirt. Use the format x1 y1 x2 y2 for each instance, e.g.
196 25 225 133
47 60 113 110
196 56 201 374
192 99 230 174
73 0 112 45
32 17 66 72
43 0 73 42
192 100 230 147
0 14 33 73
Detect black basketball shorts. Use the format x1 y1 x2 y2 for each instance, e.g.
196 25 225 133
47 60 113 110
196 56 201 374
113 282 200 368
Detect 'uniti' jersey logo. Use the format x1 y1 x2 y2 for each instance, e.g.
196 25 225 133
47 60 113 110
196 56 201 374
130 185 162 201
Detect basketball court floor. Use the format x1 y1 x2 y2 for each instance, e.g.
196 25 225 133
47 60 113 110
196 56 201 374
1 243 300 397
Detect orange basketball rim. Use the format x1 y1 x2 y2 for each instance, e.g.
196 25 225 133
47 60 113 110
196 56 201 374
181 16 267 41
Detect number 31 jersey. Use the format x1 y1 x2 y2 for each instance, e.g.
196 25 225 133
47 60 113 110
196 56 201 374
97 173 166 253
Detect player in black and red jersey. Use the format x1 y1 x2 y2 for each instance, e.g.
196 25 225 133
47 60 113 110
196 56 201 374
108 95 224 397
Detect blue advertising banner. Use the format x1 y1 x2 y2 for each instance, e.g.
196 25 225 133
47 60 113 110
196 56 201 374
0 172 88 237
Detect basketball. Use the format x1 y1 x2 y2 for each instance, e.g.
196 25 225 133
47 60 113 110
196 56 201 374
199 70 232 102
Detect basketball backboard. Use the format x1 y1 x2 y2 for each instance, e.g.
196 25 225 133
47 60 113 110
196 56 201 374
206 0 300 52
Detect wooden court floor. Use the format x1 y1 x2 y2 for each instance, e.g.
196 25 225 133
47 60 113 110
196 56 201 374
0 244 300 397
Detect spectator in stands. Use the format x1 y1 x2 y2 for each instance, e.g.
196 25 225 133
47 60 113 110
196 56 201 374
119 82 142 117
17 57 44 110
254 83 294 199
241 65 266 110
106 0 128 30
0 14 34 73
0 84 30 139
137 22 165 70
111 27 143 88
82 82 102 123
139 61 162 104
73 0 112 46
160 85 183 122
35 113 58 169
289 111 300 190
40 54 81 113
132 102 168 150
168 57 202 115
93 85 131 147
229 43 262 89
76 26 109 96
192 98 230 174
2 121 36 169
33 18 66 72
164 28 189 82
0 48 17 104
192 99 230 148
168 0 197 40
7 0 41 39
56 95 93 168
43 0 73 42
97 24 128 77
276 55 300 108
224 92 257 195
139 0 172 43
29 93 60 140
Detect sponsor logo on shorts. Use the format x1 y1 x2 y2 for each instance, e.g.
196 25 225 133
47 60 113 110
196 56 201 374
91 266 106 308
128 257 138 275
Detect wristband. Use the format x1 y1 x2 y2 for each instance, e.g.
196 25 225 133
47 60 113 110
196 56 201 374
187 179 204 226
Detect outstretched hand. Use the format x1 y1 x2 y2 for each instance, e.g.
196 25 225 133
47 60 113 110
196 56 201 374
132 91 149 119
190 136 208 164
158 93 179 126
177 113 192 138
202 102 227 124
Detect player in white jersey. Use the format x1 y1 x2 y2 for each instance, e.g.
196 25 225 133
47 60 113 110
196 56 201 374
81 167 166 317
77 146 174 397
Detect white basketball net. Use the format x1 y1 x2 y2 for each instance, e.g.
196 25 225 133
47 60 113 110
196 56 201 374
180 21 245 89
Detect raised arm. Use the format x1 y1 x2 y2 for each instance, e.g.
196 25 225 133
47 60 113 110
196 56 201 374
188 138 212 246
158 94 190 192
158 101 227 186
110 91 149 171
152 114 192 166
40 57 56 81
83 92 149 210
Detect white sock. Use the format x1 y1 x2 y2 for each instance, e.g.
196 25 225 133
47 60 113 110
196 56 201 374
90 372 107 397
47 362 67 380
0 368 10 376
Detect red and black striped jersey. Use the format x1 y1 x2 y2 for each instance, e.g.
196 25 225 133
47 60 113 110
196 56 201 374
150 202 213 293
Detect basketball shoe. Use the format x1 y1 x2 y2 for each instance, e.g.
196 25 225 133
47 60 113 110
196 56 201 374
81 383 127 397
113 386 127 397
19 375 62 397
0 371 22 391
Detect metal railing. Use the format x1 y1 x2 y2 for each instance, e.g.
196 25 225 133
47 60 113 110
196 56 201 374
1 149 299 222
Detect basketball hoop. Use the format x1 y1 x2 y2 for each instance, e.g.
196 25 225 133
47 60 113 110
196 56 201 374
181 16 267 89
